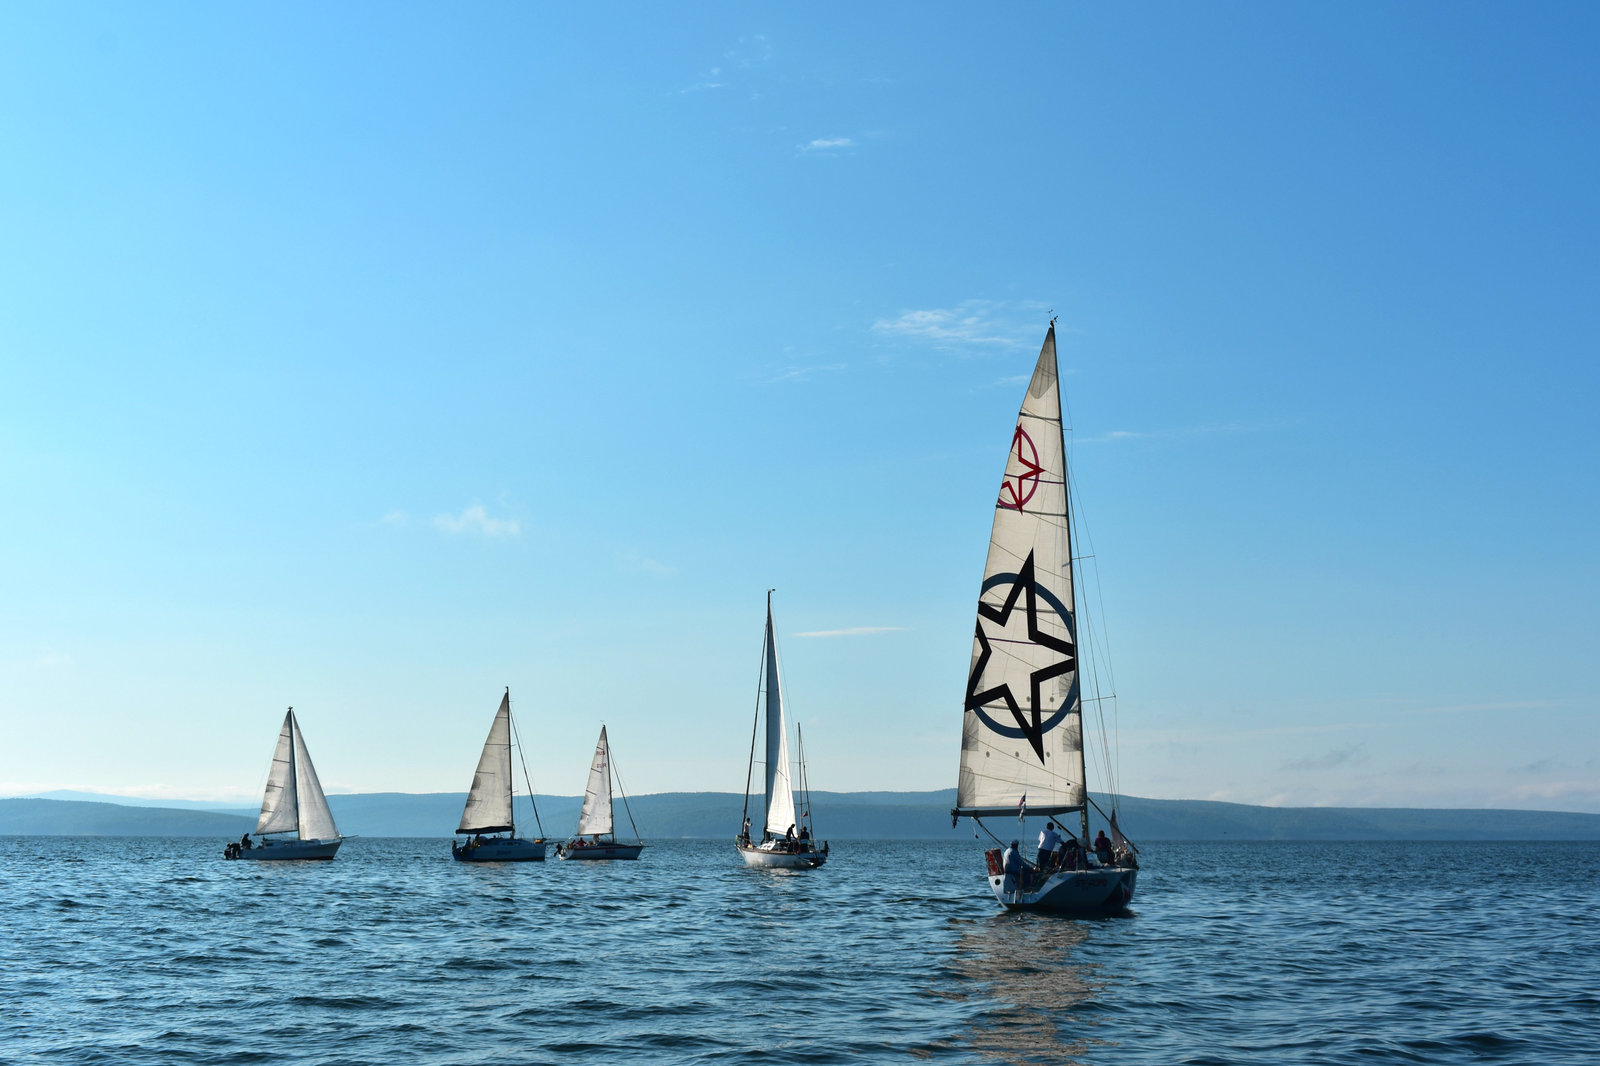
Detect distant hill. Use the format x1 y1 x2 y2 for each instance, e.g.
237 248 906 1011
0 799 255 837
5 790 1599 840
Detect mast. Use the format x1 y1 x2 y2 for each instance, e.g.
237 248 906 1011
285 708 299 835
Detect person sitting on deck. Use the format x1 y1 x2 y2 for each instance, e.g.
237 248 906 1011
798 824 811 845
1094 830 1114 865
240 834 252 850
1002 839 1026 896
1058 831 1083 871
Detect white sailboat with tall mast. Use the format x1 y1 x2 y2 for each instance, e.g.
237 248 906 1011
224 708 343 861
737 592 828 869
951 322 1140 912
554 726 644 860
452 688 548 862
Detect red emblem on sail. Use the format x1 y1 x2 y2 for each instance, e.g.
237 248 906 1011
999 426 1043 510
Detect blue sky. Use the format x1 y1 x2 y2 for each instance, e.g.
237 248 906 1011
3 5 1596 812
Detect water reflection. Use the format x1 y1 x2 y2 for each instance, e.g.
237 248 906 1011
941 914 1116 1064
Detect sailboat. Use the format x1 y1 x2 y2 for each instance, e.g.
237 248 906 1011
737 592 828 869
452 688 548 862
554 726 644 860
224 708 343 860
950 322 1140 912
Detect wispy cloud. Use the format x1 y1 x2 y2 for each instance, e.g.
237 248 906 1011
1406 699 1567 716
1074 418 1297 445
617 549 678 577
871 300 1045 349
793 626 906 638
379 510 407 526
766 362 845 384
434 505 520 538
1281 744 1367 772
37 649 73 669
801 136 854 153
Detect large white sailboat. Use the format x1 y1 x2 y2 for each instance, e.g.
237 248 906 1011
224 708 343 861
951 322 1140 912
737 592 828 869
554 726 644 860
452 688 548 862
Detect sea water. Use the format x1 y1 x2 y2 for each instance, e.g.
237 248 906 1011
1 838 1595 1064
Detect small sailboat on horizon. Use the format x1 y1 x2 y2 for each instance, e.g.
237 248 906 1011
224 708 342 861
951 321 1140 913
737 592 828 869
452 688 548 862
554 726 644 860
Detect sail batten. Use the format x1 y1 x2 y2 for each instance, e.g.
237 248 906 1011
575 726 614 837
458 692 515 834
762 603 799 836
956 325 1086 815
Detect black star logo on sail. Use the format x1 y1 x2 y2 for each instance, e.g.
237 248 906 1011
965 551 1076 764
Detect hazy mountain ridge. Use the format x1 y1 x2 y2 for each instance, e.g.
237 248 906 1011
5 791 1599 840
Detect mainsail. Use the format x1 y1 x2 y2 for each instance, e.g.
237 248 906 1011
762 601 799 836
956 324 1086 817
458 691 514 834
256 709 340 840
575 725 614 837
256 713 298 835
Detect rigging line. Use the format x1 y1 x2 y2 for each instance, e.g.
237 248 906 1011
1067 461 1120 797
610 751 643 842
741 599 770 835
506 691 545 838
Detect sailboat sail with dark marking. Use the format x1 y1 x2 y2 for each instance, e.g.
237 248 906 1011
952 322 1139 912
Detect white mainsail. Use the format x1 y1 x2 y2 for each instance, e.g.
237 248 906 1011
575 725 614 837
956 325 1086 817
256 709 340 840
762 601 799 837
256 712 298 835
458 691 514 834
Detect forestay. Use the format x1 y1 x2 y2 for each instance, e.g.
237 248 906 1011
575 726 614 837
762 604 799 836
956 325 1086 817
458 692 514 834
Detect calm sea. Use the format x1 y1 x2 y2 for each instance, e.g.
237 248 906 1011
1 838 1595 1064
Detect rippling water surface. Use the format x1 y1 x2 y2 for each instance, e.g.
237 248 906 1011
2 838 1595 1064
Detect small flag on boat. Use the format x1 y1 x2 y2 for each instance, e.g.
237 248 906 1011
1017 794 1026 821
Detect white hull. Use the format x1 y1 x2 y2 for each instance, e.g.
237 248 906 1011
453 837 547 862
988 866 1137 913
738 842 828 869
556 840 643 860
227 838 342 861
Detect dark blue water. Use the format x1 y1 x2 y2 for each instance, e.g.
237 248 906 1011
2 838 1595 1064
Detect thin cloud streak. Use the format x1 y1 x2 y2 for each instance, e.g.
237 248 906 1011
433 505 520 538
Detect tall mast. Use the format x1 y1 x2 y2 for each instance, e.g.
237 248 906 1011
287 707 300 839
1052 318 1092 846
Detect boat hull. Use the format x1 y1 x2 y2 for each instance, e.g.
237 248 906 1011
737 842 828 869
556 841 643 860
226 838 342 861
453 838 547 862
988 866 1137 913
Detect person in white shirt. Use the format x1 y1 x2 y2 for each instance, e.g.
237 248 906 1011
1037 822 1062 871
